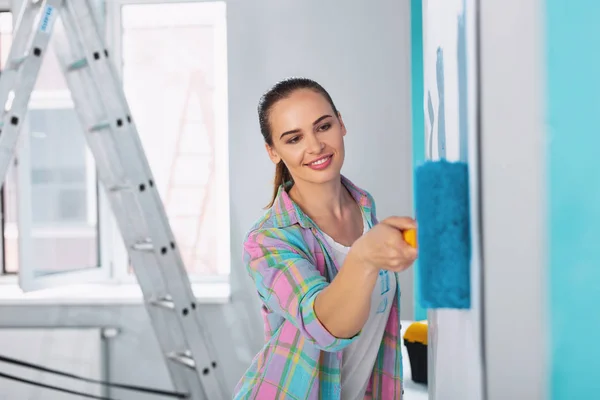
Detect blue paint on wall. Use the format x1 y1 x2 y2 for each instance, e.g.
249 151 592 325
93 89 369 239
546 1 600 398
410 0 427 321
427 91 435 157
425 47 448 160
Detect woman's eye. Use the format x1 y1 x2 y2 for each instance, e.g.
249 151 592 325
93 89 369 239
287 136 300 144
318 123 331 131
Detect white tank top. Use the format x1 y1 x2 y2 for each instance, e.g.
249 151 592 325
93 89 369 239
320 212 397 400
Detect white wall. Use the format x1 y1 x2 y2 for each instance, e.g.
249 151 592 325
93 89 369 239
0 0 413 398
479 0 547 398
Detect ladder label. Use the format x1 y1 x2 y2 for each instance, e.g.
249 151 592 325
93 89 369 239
40 5 56 34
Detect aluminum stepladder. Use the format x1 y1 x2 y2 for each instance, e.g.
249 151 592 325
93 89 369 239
0 1 227 399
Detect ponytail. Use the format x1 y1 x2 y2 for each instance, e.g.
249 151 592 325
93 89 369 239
266 161 293 209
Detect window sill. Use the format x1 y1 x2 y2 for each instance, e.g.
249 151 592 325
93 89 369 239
0 279 231 306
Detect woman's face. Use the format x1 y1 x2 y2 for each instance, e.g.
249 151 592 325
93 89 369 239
266 89 346 186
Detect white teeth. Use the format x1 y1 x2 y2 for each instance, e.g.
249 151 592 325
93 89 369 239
310 156 330 166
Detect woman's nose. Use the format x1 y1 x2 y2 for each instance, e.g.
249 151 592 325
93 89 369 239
306 134 324 154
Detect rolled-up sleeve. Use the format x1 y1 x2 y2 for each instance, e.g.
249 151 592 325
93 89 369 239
244 228 358 352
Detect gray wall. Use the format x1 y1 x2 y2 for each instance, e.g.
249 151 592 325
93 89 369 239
0 328 104 399
227 0 414 320
0 0 413 398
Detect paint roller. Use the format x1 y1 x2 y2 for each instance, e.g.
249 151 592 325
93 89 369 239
411 159 471 309
401 158 471 309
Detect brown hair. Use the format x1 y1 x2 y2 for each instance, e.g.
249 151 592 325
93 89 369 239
257 77 339 208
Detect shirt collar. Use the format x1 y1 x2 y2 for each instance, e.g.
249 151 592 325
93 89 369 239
269 175 374 230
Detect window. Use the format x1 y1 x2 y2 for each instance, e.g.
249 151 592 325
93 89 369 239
20 100 101 275
0 9 107 290
110 0 230 282
0 1 230 294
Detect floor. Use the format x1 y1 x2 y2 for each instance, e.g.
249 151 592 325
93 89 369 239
401 320 429 400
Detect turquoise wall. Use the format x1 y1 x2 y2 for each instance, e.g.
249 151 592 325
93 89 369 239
410 0 427 321
546 0 600 397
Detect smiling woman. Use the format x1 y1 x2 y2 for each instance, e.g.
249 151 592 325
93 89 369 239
257 78 345 208
233 77 418 400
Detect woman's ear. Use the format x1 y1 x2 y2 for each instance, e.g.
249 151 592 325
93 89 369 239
338 112 347 137
265 143 281 164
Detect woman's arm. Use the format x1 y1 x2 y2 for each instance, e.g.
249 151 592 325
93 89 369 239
314 216 417 339
313 249 379 338
245 216 415 350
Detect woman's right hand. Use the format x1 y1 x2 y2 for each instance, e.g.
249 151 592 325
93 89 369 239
350 216 418 273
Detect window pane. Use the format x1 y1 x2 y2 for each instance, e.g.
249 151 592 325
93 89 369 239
27 108 100 274
122 2 226 276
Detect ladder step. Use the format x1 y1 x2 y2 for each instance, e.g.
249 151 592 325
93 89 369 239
88 121 111 132
150 296 175 310
107 183 133 192
4 90 16 113
67 58 88 71
9 55 26 71
167 351 196 370
132 239 154 252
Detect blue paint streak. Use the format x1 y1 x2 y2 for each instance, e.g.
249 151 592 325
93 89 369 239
427 91 435 157
546 1 600 398
410 0 427 321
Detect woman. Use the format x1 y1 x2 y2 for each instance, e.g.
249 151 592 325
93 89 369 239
234 77 417 400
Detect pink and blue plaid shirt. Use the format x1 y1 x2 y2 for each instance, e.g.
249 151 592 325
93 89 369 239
233 176 404 400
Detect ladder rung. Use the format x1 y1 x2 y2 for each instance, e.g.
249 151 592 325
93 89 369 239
132 239 154 252
167 351 196 370
9 56 26 70
150 296 175 310
88 121 110 132
4 90 15 113
67 58 88 71
107 183 132 192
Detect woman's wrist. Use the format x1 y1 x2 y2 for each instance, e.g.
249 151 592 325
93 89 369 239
346 247 380 279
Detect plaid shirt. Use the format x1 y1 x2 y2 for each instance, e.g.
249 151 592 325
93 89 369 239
233 176 403 400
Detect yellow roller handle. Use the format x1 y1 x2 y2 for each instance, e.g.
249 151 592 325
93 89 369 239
403 228 417 248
